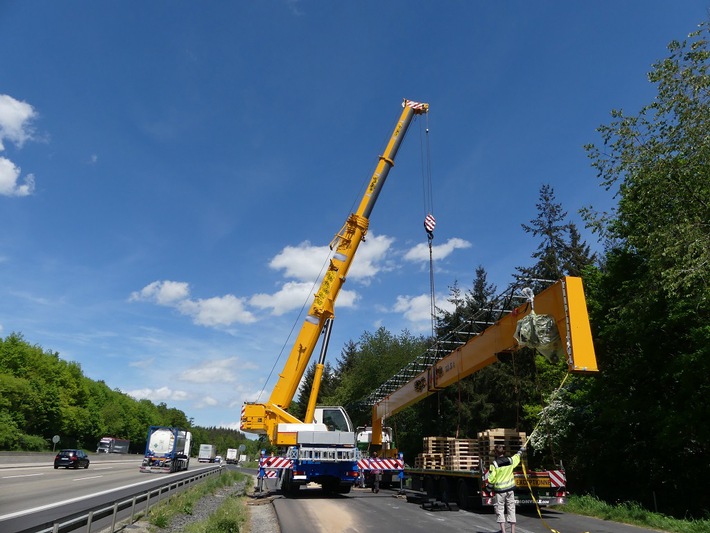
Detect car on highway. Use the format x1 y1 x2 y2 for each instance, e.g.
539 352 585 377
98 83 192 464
54 449 90 469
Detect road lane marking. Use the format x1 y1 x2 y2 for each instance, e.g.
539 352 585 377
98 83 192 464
73 475 103 481
2 473 45 479
0 464 220 520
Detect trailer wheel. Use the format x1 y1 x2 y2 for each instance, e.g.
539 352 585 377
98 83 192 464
457 479 470 510
424 476 436 498
438 478 451 503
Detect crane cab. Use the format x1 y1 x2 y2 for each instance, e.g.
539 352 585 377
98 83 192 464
313 406 354 433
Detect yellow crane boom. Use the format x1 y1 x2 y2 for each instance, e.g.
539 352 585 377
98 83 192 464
241 99 429 446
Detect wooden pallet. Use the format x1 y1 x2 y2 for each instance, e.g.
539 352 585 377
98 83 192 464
477 428 526 463
415 453 445 469
450 438 478 455
423 436 454 454
445 454 481 471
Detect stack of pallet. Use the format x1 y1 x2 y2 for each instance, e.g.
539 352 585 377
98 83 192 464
414 436 481 471
477 428 526 468
413 436 451 469
445 438 480 471
414 429 526 471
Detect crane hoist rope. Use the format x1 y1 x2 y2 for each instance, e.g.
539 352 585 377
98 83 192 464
420 115 436 340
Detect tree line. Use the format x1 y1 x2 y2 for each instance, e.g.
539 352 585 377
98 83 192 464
0 333 259 458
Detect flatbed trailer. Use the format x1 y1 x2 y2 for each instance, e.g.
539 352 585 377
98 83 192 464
405 467 567 509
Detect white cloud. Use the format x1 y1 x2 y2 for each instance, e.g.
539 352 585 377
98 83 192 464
269 232 395 283
269 241 328 281
403 237 472 262
252 232 393 315
0 157 34 196
196 396 219 408
178 295 256 326
130 280 256 326
130 280 190 305
348 233 396 282
393 292 457 332
0 94 37 150
179 357 240 384
129 231 391 326
0 95 38 197
250 280 358 316
127 386 190 402
128 358 155 369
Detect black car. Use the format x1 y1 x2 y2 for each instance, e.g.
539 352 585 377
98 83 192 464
54 449 90 469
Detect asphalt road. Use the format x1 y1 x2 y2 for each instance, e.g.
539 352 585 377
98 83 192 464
0 452 214 518
270 484 666 533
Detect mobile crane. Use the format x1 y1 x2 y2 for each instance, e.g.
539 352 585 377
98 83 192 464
360 276 598 508
240 99 429 494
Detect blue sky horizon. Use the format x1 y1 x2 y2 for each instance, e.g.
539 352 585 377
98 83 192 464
1 1 707 430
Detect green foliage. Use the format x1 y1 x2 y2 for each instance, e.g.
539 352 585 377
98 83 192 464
149 510 170 528
149 470 248 532
291 360 338 421
0 332 252 455
583 23 710 302
573 22 710 519
564 495 710 533
325 327 429 426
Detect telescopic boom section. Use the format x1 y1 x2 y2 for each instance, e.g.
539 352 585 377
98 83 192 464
241 99 429 443
370 276 598 446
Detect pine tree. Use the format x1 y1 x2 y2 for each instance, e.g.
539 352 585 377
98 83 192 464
517 184 596 291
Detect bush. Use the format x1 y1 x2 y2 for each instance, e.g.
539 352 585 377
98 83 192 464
19 434 49 451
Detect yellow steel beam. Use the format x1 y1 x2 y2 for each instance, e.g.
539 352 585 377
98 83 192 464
373 276 597 424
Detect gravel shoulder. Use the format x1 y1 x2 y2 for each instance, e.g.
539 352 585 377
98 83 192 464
121 474 280 533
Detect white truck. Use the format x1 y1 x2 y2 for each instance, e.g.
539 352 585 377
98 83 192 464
139 426 192 473
96 436 130 454
226 448 238 464
198 443 217 463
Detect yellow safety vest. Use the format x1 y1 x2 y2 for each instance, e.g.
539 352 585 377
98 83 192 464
487 453 521 492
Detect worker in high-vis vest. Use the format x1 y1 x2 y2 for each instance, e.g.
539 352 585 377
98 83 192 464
486 444 526 533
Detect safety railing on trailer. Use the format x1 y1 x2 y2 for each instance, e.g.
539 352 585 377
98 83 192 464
10 466 223 533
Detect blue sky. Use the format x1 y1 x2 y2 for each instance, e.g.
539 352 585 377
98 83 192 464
1 1 707 430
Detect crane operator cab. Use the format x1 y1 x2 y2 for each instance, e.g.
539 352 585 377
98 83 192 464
313 406 354 433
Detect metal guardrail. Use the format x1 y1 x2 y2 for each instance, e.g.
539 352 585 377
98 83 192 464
16 466 224 533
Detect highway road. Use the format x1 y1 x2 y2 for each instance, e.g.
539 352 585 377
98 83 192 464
0 453 214 518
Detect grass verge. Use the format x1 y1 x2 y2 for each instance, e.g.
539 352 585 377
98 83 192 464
562 495 710 533
147 469 249 532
